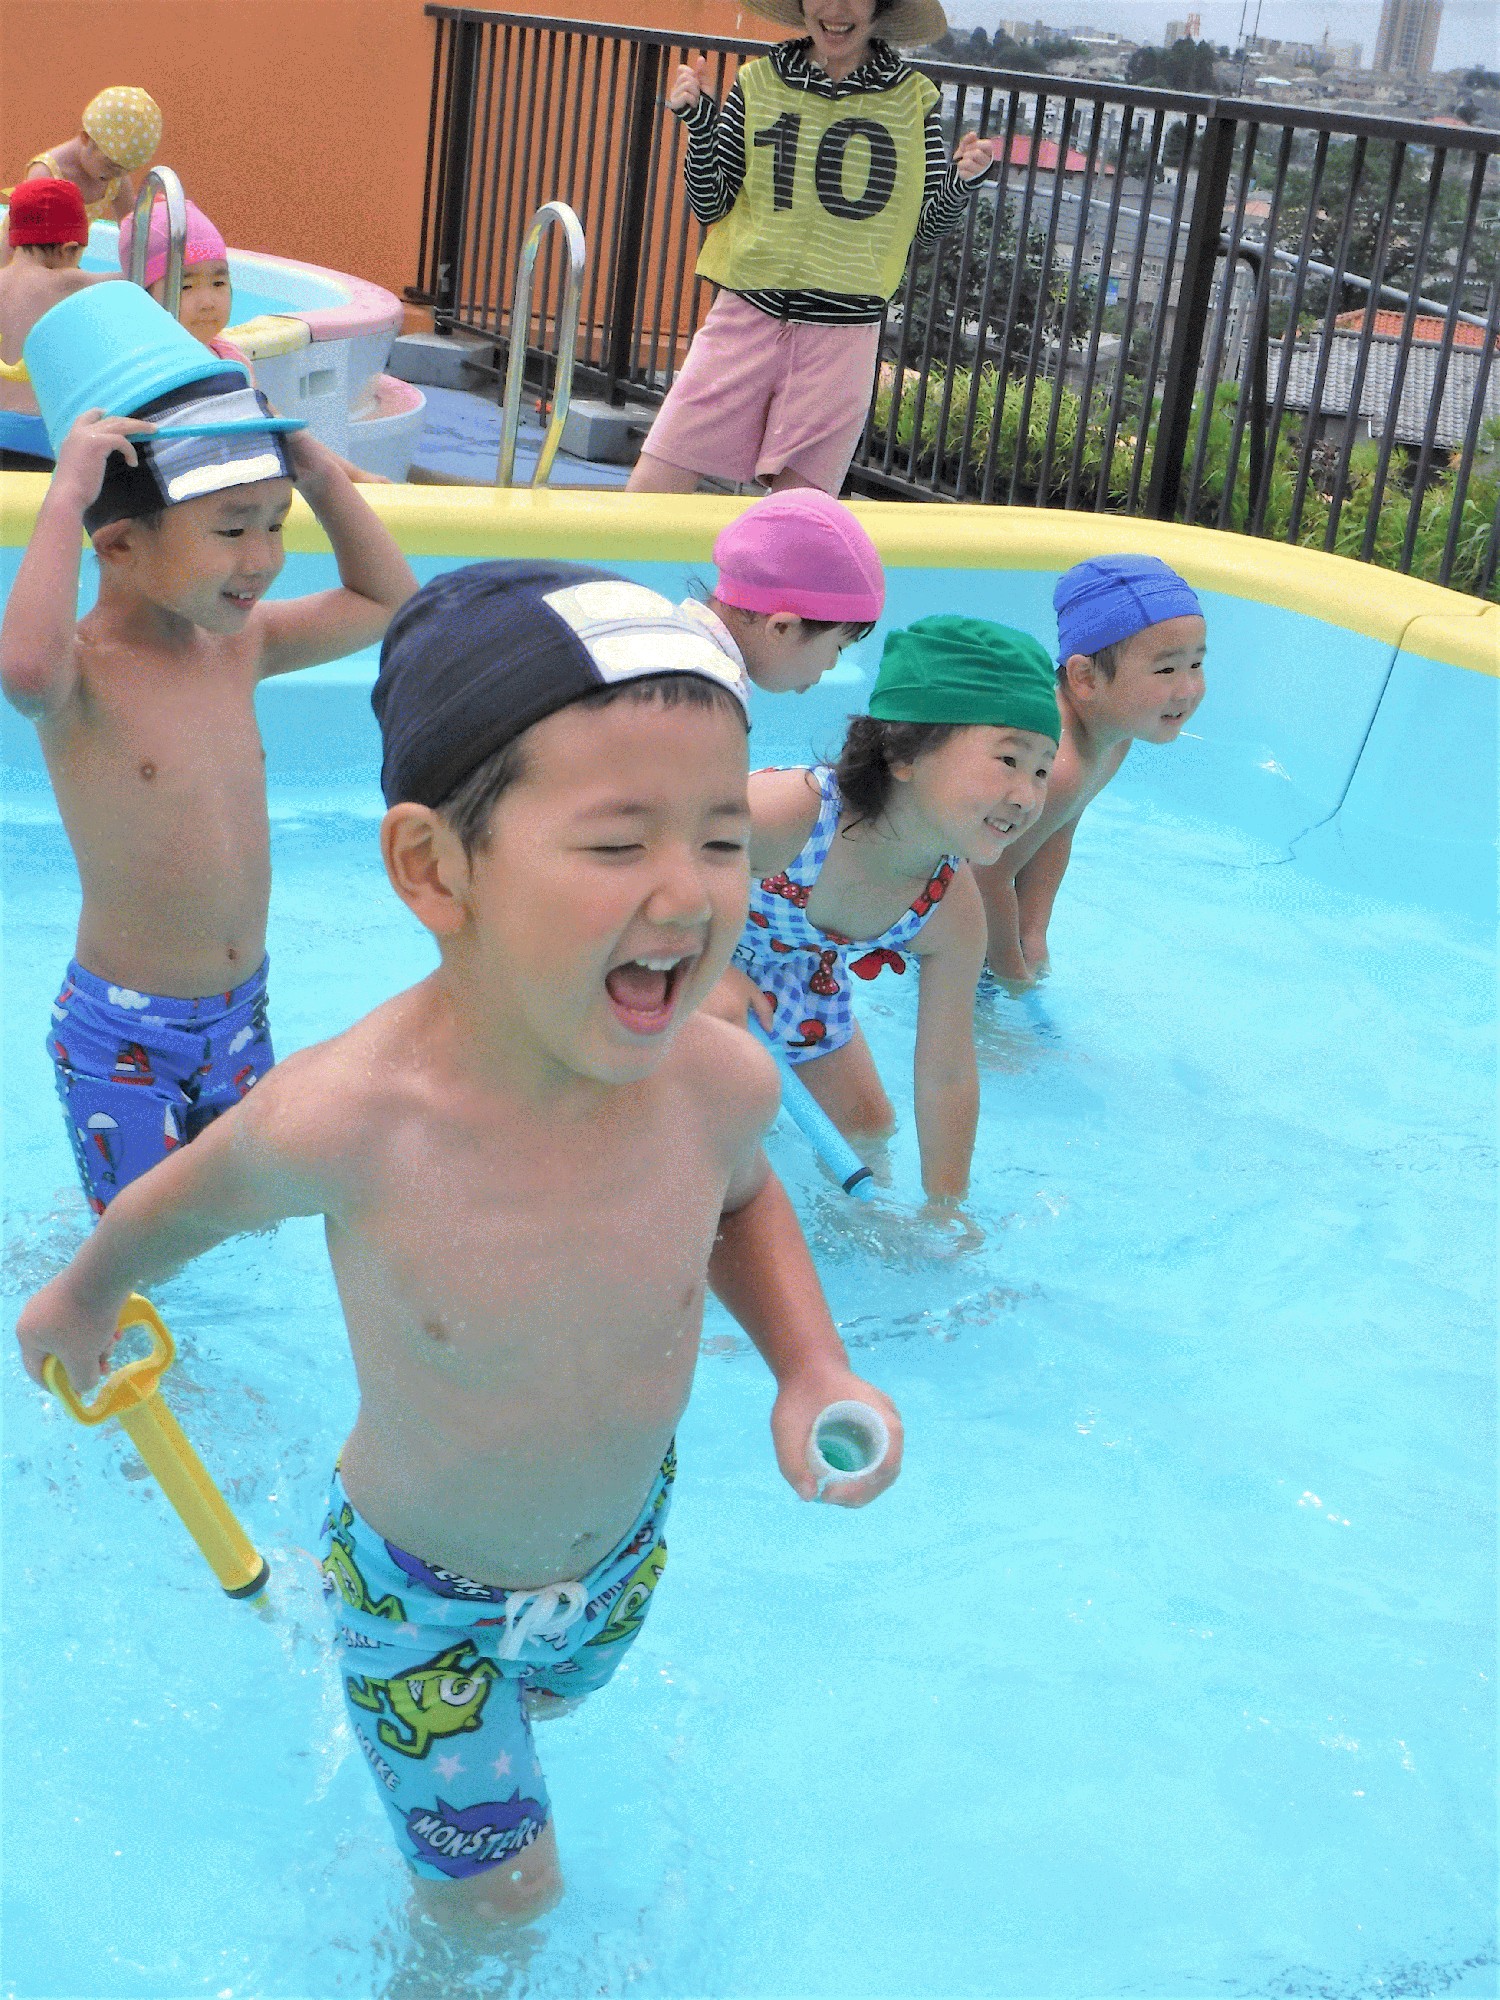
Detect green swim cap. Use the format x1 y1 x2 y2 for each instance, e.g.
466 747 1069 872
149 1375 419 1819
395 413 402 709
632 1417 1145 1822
869 616 1061 742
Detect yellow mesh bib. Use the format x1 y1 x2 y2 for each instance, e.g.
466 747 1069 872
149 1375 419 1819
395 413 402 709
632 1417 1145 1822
696 61 938 301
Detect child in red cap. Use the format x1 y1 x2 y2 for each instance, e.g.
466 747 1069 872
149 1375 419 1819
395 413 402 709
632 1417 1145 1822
679 488 885 695
0 181 117 465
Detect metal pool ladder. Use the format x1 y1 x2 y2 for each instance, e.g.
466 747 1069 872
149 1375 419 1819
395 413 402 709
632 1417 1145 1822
125 165 189 317
497 201 586 488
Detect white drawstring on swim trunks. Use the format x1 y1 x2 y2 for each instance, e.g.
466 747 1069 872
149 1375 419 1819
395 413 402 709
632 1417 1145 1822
493 1580 588 1661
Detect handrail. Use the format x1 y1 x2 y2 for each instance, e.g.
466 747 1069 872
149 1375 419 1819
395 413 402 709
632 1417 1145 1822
496 201 586 488
125 166 189 318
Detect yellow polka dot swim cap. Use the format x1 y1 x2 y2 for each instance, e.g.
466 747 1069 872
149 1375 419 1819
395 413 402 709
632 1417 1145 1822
81 88 162 172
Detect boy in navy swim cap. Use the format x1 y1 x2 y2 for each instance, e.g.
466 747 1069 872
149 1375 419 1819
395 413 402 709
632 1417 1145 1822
17 559 902 1935
973 553 1206 989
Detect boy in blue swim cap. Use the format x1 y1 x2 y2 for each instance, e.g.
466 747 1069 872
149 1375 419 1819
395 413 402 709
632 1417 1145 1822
17 560 902 1935
973 553 1207 990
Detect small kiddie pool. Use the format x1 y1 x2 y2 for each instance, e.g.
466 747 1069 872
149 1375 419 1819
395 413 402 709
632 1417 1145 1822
1 212 425 479
1 484 1494 1998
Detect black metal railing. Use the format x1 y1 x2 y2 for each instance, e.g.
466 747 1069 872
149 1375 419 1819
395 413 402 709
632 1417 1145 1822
413 7 1500 597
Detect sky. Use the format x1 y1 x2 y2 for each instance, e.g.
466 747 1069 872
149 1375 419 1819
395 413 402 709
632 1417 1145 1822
945 1 1499 71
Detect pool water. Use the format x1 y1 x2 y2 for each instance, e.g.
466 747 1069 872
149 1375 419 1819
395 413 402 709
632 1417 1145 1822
1 567 1495 1997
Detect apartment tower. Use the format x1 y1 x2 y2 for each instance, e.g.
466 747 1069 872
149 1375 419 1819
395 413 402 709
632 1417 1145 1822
1373 0 1442 75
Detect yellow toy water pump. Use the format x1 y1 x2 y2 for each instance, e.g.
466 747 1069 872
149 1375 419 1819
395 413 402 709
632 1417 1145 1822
44 1294 269 1600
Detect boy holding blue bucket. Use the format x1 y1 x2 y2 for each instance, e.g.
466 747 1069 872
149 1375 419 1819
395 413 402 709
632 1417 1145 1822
0 283 415 1211
17 559 902 1931
974 554 1207 989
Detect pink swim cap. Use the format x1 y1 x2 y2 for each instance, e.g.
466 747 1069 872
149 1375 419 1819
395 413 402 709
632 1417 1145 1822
117 197 228 291
712 490 885 626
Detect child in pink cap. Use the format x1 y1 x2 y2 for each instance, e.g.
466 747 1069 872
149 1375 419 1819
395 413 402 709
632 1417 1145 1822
119 196 388 483
679 488 885 695
117 196 242 360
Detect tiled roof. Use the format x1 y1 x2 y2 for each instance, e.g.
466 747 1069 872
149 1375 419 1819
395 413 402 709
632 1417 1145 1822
1333 308 1497 351
987 135 1110 174
1279 327 1499 449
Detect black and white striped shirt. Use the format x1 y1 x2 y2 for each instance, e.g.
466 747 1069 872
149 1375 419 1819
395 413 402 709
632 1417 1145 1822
675 37 983 325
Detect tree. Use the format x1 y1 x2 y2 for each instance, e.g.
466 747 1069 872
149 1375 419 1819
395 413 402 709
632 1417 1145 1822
890 190 1096 374
1127 39 1217 92
1034 36 1086 63
936 27 1084 77
1277 135 1499 323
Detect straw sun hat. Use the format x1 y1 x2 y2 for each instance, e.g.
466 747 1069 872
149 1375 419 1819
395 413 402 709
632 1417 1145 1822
740 0 950 50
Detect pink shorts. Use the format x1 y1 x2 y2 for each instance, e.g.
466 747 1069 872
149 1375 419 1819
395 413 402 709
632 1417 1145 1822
640 291 881 495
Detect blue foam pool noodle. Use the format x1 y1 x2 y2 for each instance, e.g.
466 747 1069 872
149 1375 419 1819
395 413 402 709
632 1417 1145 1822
775 1056 875 1199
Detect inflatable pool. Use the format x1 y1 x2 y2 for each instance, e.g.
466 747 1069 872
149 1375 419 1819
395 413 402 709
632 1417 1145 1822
0 214 425 479
1 481 1493 1997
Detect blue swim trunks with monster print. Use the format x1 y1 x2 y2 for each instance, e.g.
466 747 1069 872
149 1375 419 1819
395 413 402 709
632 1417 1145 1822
319 1450 674 1880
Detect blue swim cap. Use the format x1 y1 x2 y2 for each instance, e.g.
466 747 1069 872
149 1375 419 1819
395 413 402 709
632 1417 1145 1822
1053 554 1203 663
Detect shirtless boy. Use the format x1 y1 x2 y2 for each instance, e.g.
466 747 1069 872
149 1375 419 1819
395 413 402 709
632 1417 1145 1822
0 181 115 466
974 554 1206 988
16 559 902 1929
0 355 415 1210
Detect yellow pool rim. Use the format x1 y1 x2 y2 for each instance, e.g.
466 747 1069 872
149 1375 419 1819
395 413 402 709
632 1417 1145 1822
3 473 1495 677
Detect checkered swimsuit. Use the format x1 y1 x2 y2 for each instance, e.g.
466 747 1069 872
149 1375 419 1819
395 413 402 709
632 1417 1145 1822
732 765 958 1063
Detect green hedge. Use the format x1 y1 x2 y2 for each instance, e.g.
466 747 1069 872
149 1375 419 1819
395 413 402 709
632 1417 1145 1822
869 365 1500 601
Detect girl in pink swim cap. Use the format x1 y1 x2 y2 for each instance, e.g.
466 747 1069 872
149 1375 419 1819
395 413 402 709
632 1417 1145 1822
678 488 886 695
118 195 389 483
117 197 241 360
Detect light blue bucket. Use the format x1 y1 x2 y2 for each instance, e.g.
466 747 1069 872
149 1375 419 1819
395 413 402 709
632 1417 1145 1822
24 284 249 454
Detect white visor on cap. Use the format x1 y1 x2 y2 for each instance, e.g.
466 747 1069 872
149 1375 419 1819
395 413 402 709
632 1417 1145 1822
543 579 750 714
143 388 293 504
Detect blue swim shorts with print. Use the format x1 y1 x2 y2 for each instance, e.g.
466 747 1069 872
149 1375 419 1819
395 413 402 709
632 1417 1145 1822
319 1448 674 1880
48 958 275 1214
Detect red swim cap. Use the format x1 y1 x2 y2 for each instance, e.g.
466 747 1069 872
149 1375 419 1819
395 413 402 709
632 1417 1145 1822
9 178 89 247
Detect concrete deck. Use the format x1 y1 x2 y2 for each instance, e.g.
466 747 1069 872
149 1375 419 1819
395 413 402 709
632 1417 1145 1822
408 383 632 489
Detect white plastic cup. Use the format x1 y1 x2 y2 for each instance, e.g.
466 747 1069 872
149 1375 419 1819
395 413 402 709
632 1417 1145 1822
808 1400 890 1488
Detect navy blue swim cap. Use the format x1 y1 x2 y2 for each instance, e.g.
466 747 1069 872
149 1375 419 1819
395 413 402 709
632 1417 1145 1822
372 558 751 809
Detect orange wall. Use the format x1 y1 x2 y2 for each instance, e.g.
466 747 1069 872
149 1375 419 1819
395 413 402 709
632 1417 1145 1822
0 0 762 305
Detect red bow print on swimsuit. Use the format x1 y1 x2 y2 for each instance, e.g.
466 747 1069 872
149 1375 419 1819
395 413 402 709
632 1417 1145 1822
760 872 812 910
807 948 843 997
910 861 955 921
850 947 907 980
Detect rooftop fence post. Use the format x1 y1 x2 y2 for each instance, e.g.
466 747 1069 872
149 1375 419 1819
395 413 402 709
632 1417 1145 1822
1145 108 1238 522
604 40 664 406
434 13 481 333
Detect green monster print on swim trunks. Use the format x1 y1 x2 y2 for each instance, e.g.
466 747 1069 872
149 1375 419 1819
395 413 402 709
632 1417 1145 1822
346 1640 502 1759
322 1500 407 1623
587 1542 668 1648
318 1451 674 1880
